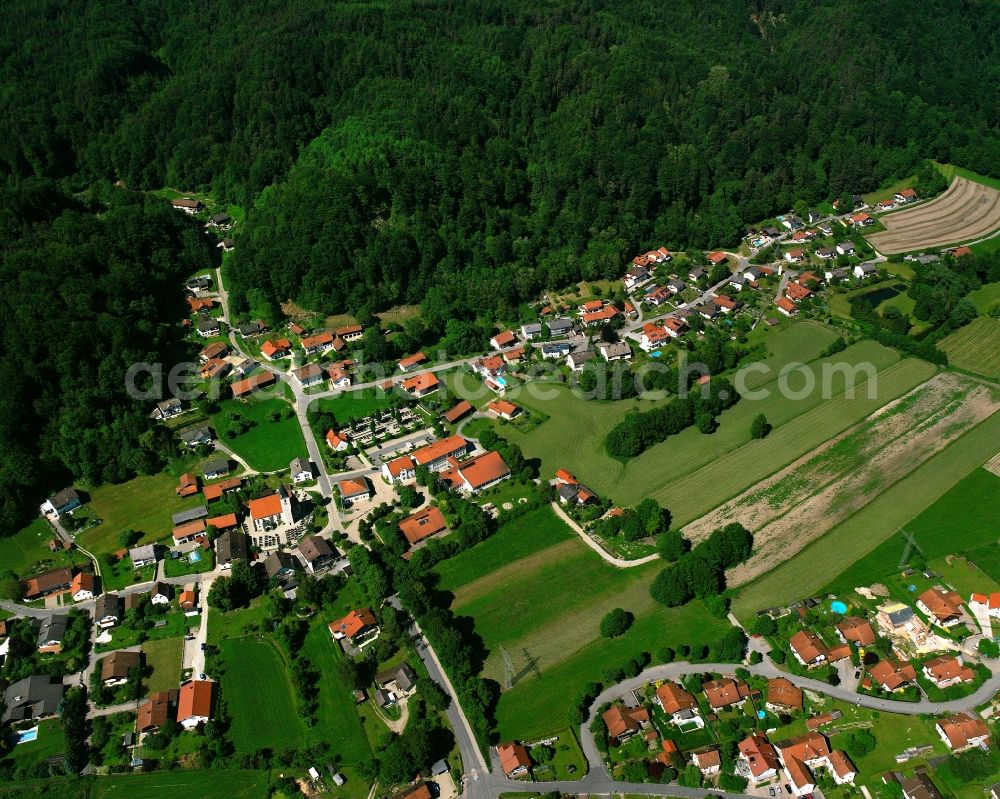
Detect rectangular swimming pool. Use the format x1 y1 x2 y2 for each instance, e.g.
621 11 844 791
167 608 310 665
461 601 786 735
14 727 38 744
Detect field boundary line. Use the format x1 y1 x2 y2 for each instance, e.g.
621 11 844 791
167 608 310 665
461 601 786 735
671 358 937 527
725 393 1000 584
731 408 1000 617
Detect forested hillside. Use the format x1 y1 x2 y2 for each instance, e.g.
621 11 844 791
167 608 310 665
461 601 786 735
0 180 213 529
3 0 999 322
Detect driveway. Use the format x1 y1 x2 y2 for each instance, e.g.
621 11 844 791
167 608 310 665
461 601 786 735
190 578 213 677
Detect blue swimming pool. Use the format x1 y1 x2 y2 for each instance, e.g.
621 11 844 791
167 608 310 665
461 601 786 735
650 351 662 358
14 727 38 744
495 375 507 387
189 550 202 563
831 601 847 614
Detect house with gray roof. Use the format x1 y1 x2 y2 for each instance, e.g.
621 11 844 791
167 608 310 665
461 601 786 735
239 321 264 336
298 535 336 573
180 426 213 447
216 529 249 570
95 593 122 628
172 506 208 526
598 342 632 362
196 315 221 337
39 488 82 517
263 551 299 582
375 662 417 694
566 350 595 371
129 544 158 567
202 459 230 480
2 676 65 724
540 341 572 359
290 457 313 484
151 398 183 420
546 317 574 336
37 615 69 652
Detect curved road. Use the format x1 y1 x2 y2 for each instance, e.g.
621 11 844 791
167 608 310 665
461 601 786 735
451 654 1000 799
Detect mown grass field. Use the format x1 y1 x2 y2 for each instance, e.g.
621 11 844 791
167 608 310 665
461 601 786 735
732 408 1000 621
299 615 375 791
314 387 398 423
214 396 307 471
967 281 1000 316
212 604 373 796
662 357 937 525
940 317 1000 378
218 637 303 751
0 779 91 799
79 457 204 557
142 636 184 693
435 506 731 740
94 770 268 799
434 505 573 591
688 372 1000 586
862 173 918 205
820 468 1000 596
776 697 948 788
501 323 935 525
934 160 1000 192
0 719 63 770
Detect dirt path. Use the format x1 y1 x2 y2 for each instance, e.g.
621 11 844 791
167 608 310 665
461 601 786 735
683 373 1000 587
373 696 409 733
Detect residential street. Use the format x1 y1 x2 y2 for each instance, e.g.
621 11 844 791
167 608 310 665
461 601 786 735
440 654 1000 799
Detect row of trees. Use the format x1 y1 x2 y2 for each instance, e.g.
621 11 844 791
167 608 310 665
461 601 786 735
592 499 672 543
650 523 754 607
606 377 740 458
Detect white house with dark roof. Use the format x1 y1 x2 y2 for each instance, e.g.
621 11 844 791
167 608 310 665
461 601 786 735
129 544 158 567
290 457 313 484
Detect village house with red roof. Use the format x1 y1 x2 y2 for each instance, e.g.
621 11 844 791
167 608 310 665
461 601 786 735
328 608 380 646
936 713 990 751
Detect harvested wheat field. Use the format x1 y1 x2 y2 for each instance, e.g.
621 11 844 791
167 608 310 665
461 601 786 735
986 452 1000 479
683 372 1000 586
867 177 1000 253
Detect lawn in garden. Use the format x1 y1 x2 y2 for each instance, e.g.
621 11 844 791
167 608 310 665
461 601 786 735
213 396 308 471
142 636 185 693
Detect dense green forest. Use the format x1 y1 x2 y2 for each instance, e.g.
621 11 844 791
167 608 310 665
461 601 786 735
3 0 999 323
0 0 999 526
0 180 213 529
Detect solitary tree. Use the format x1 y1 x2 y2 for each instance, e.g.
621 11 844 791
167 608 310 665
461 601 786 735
600 608 633 638
750 414 772 439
